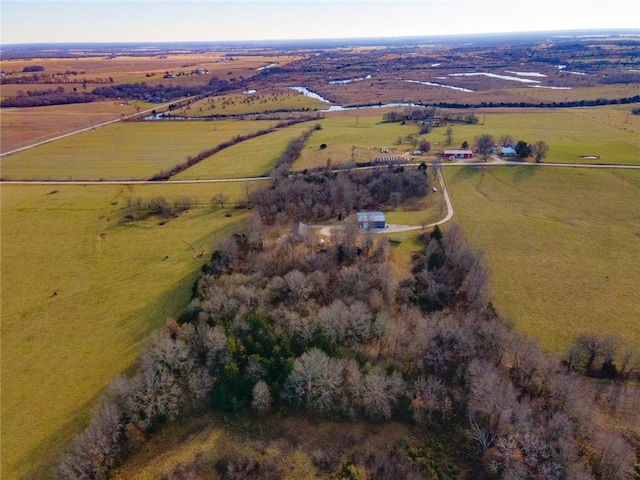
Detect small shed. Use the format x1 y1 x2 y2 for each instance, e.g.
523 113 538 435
357 212 386 230
443 149 474 160
501 146 516 156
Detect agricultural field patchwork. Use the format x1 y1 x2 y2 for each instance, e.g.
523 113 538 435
172 121 316 180
2 34 640 480
1 120 277 180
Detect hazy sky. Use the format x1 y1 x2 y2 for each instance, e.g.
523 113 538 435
1 0 639 44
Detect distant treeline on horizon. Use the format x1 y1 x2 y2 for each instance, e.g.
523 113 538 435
1 28 638 59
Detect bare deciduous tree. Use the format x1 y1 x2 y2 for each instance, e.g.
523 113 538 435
285 348 343 413
475 134 494 162
531 140 549 163
251 380 273 413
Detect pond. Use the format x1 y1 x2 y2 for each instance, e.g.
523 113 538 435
328 74 372 85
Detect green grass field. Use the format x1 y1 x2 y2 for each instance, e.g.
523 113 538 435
172 122 315 180
431 107 640 165
444 165 640 354
183 89 328 117
293 114 423 170
0 182 260 479
0 120 277 180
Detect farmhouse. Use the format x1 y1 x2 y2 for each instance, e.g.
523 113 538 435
357 212 386 230
443 149 474 160
501 146 516 156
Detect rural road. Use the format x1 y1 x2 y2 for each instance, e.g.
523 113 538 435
0 95 202 157
2 158 637 233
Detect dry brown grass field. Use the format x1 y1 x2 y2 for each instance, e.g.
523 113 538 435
0 101 149 153
277 71 639 108
0 54 299 86
0 53 301 153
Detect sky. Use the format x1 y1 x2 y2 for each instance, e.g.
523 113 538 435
1 0 639 45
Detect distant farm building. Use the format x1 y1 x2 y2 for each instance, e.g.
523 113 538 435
443 149 474 160
357 212 386 230
501 146 516 156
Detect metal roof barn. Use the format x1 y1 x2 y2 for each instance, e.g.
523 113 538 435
357 212 386 230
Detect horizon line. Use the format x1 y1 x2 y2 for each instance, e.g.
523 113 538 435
2 28 639 48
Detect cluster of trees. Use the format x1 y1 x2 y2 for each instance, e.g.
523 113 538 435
148 116 322 181
512 139 549 162
22 65 44 72
249 166 428 225
1 76 240 108
59 217 637 479
122 196 195 222
382 107 438 123
0 87 97 107
471 133 550 163
92 81 212 102
565 334 640 381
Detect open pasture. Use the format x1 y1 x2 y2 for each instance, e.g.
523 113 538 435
0 100 150 154
0 181 256 479
1 119 277 180
181 88 328 117
430 107 640 164
444 165 640 355
292 113 423 170
173 122 315 180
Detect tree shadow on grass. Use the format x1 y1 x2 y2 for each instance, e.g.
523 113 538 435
511 165 537 184
16 396 98 480
451 165 484 183
16 268 207 480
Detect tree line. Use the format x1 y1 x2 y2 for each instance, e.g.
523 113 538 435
0 76 239 108
148 116 322 181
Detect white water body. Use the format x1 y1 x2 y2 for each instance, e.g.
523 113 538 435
529 85 572 90
289 86 331 103
257 63 278 71
288 86 427 111
505 70 547 78
320 102 426 113
449 72 541 84
404 79 473 92
328 74 372 85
